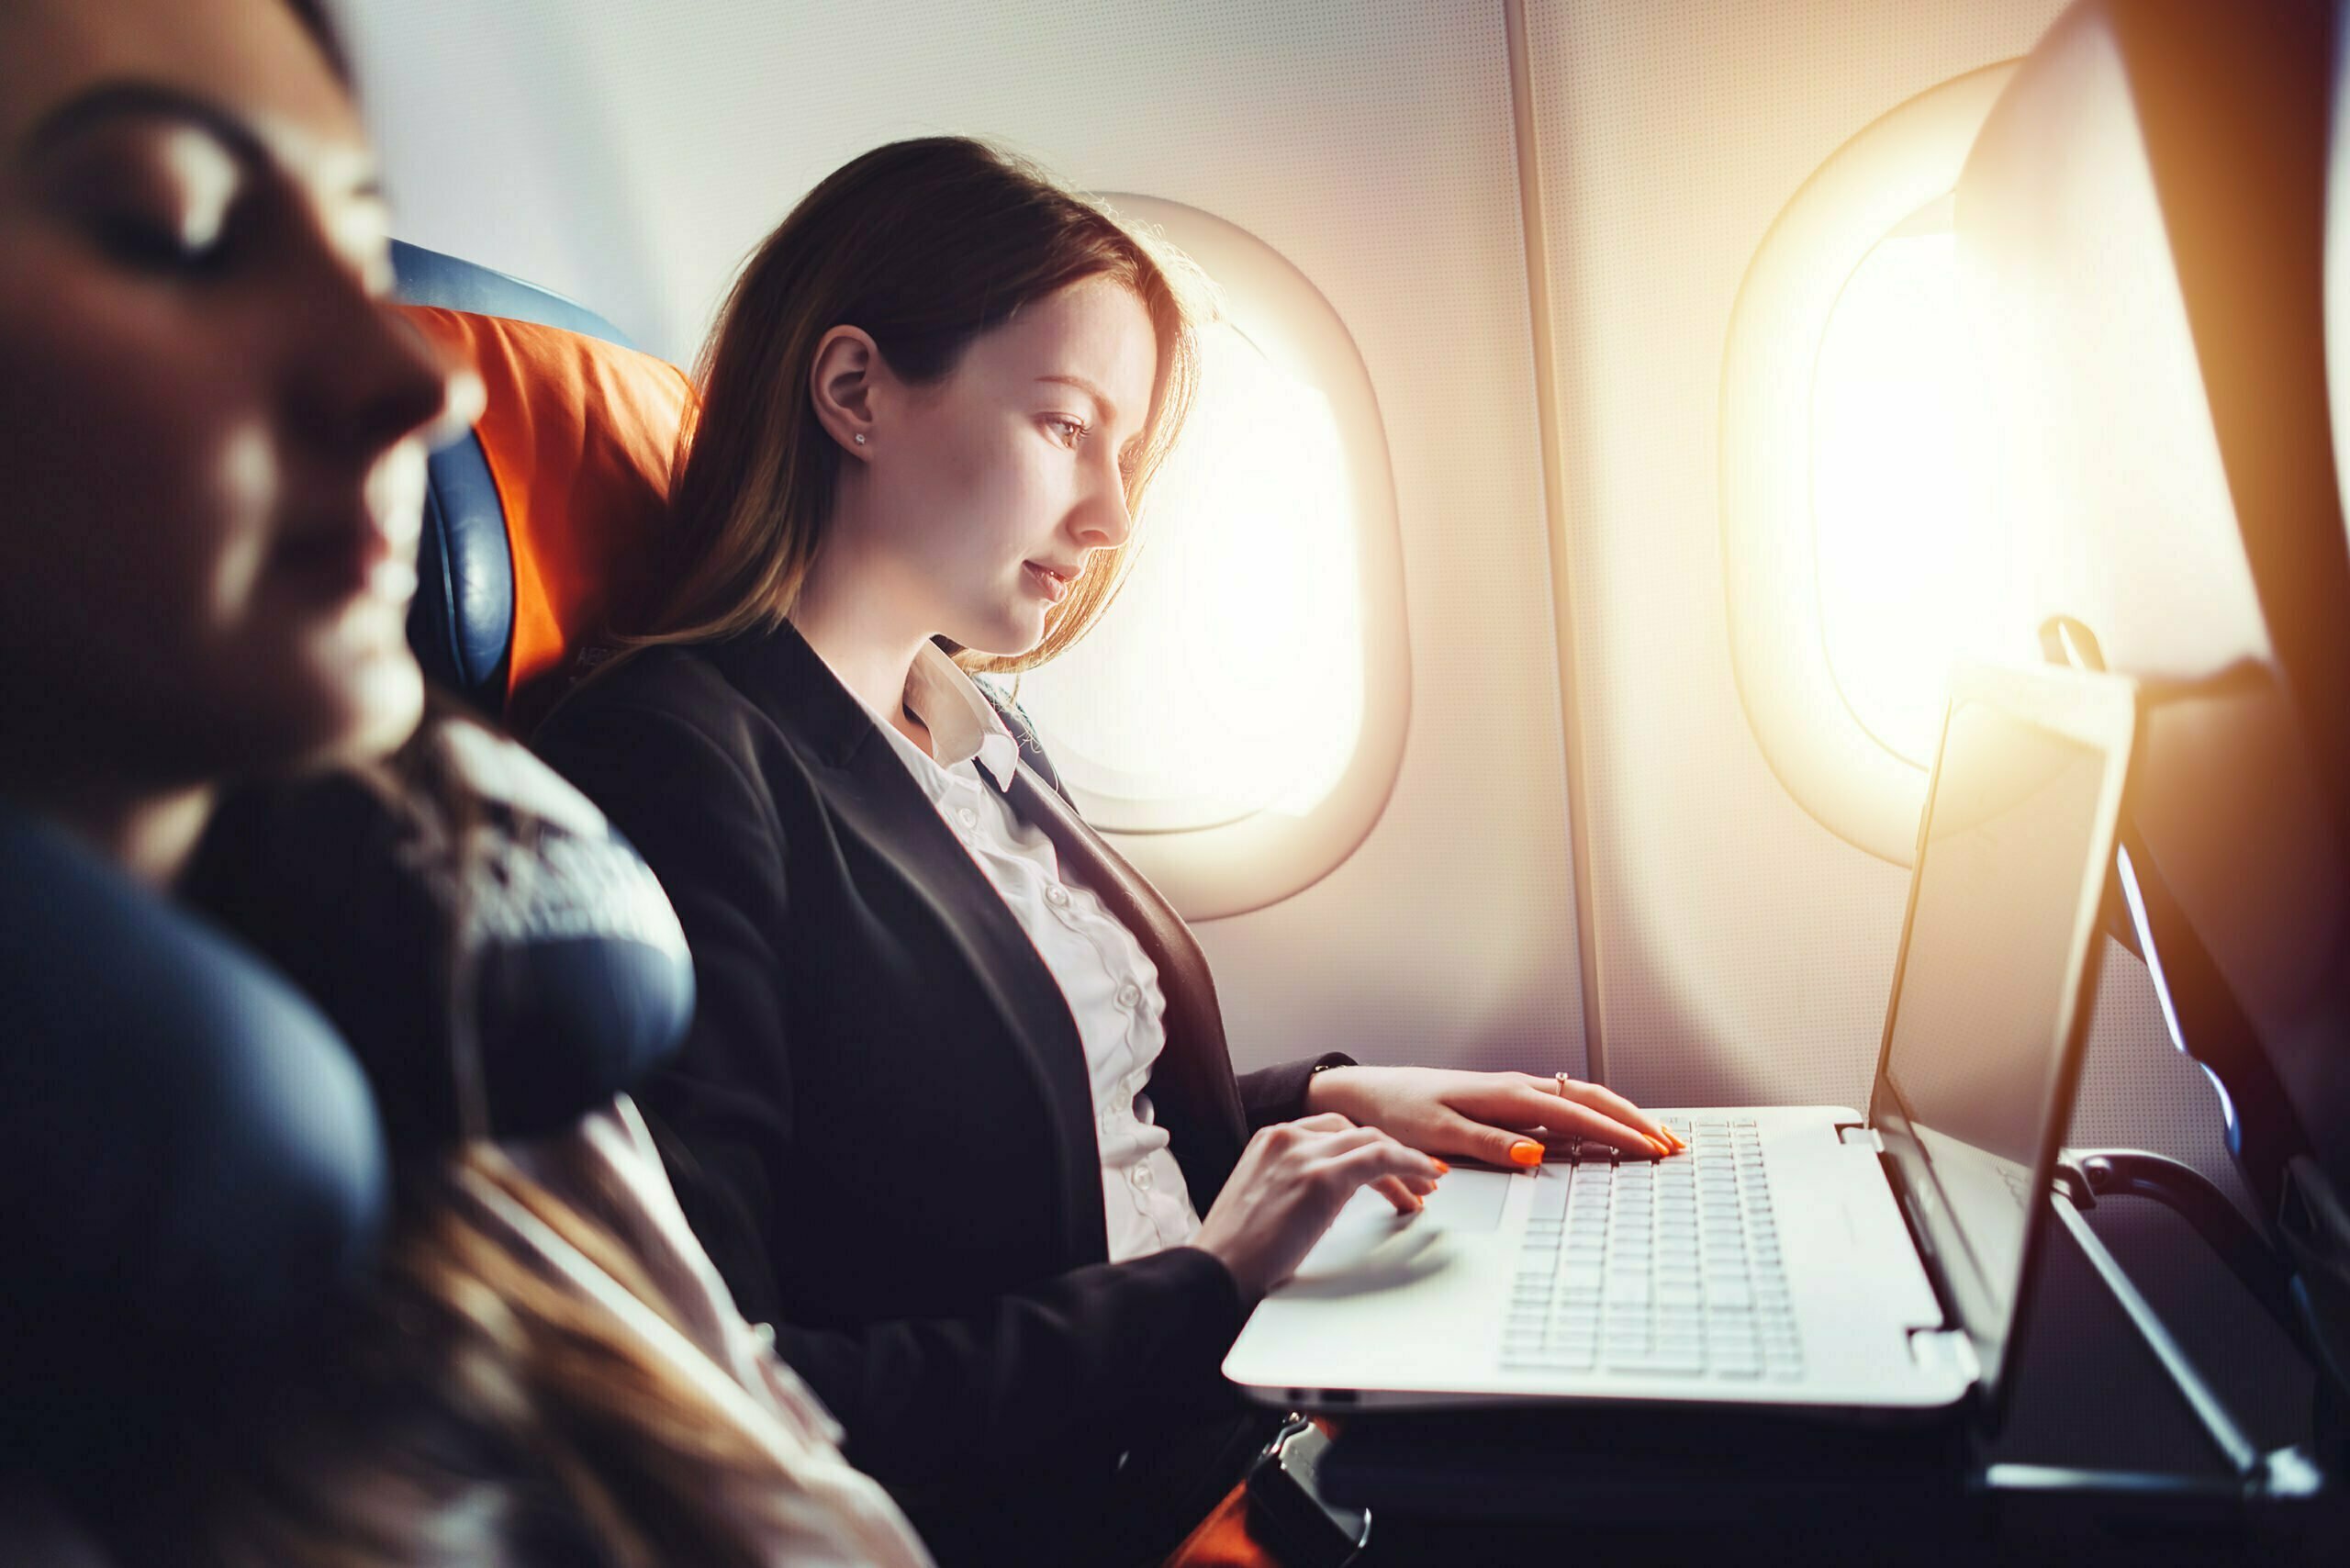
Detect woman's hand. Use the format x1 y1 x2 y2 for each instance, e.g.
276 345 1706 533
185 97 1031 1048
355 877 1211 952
1303 1067 1684 1167
1192 1114 1447 1301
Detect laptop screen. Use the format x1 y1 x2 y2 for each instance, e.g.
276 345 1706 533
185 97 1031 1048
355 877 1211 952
1869 677 2130 1411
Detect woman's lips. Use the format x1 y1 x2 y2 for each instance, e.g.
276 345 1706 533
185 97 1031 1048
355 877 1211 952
271 520 413 605
1024 561 1073 603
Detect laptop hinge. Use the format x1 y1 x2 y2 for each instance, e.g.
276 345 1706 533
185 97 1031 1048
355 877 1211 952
1908 1327 1981 1383
1839 1125 1885 1153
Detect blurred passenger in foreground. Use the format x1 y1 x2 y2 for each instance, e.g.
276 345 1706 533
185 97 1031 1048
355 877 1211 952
0 0 930 1562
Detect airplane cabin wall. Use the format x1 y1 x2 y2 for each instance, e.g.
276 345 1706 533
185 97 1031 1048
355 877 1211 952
341 0 2253 1226
1526 0 2248 1201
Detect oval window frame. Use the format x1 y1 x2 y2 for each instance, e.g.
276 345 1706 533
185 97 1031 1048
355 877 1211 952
1023 196 1410 920
1719 62 2017 867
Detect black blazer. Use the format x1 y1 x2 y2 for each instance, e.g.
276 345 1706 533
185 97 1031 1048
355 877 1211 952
532 622 1339 1558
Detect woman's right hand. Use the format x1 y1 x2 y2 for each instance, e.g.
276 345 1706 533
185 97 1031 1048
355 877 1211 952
1192 1114 1447 1302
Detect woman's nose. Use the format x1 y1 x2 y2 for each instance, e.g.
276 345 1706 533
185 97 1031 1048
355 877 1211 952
1074 457 1136 551
291 261 481 465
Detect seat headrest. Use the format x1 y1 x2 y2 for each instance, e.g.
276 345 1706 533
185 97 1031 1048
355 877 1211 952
0 808 387 1454
1961 0 2350 1200
1958 0 2339 685
393 243 692 734
392 241 641 350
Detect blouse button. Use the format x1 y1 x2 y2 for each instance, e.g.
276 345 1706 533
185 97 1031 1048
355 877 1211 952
1115 982 1143 1011
1046 884 1070 908
956 806 978 829
1130 1164 1155 1190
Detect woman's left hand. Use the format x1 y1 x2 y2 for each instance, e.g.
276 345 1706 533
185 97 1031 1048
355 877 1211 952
1302 1066 1684 1166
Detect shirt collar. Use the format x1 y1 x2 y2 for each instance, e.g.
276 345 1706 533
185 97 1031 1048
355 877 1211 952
891 642 1022 792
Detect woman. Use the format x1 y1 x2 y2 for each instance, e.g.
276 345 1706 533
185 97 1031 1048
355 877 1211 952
534 136 1684 1564
0 1 933 1562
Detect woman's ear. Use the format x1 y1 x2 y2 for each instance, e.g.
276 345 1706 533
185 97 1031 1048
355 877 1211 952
809 325 882 457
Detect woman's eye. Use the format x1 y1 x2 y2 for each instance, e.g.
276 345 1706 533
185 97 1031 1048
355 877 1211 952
88 209 227 273
49 130 247 278
1046 416 1089 448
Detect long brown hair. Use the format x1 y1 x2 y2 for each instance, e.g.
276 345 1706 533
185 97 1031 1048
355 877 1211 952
195 1146 810 1568
621 136 1209 675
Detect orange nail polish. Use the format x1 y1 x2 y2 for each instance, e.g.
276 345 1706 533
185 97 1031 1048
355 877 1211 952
1509 1139 1543 1167
1431 1159 1450 1175
1647 1137 1669 1159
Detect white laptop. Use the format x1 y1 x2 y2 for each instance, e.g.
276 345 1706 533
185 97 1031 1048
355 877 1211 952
1225 661 2137 1417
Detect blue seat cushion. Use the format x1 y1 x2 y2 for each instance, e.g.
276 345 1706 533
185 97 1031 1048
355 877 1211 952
393 241 638 722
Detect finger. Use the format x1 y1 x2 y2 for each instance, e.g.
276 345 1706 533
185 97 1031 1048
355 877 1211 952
1298 1124 1395 1161
1484 1076 1675 1155
1497 1088 1668 1159
1552 1076 1679 1148
1246 1114 1360 1166
1324 1138 1448 1191
1370 1174 1424 1215
1410 1107 1551 1170
1504 1085 1668 1157
1511 1073 1681 1151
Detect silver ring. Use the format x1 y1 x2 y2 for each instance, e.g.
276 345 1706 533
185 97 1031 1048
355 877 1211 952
1553 1071 1577 1097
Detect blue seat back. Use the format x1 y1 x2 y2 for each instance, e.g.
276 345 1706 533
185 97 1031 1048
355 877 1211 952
392 241 638 721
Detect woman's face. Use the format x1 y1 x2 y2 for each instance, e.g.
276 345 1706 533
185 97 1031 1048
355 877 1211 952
856 275 1158 657
0 0 469 790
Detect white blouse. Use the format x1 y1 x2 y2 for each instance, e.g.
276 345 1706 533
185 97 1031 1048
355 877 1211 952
861 644 1206 1264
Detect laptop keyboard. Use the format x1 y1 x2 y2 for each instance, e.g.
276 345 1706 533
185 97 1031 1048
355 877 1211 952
1499 1117 1803 1382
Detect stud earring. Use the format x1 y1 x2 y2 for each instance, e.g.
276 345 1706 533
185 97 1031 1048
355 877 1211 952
854 433 867 445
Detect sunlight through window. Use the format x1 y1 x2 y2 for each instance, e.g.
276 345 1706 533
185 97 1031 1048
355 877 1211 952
1013 320 1364 832
1811 196 2016 767
1721 63 2018 864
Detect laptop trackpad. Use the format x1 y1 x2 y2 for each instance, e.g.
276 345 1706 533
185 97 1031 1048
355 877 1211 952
1284 1170 1512 1294
1417 1169 1512 1232
1294 1169 1511 1270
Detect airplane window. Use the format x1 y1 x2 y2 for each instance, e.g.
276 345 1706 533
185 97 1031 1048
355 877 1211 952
1005 196 1408 920
1721 64 2018 865
1013 319 1362 832
1811 194 2023 767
